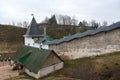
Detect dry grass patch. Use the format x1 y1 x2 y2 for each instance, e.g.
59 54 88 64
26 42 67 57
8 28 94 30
6 51 120 80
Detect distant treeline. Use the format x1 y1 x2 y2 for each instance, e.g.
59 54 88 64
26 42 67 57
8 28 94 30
10 14 109 29
41 14 108 28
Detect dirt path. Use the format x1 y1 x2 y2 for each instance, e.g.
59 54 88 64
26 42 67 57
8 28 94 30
0 62 10 67
0 65 19 80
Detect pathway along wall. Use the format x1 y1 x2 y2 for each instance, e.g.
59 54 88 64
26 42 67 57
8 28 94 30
49 28 120 59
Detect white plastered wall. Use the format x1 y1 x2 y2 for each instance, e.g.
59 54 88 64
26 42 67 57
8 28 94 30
24 62 64 79
24 37 49 49
38 62 64 78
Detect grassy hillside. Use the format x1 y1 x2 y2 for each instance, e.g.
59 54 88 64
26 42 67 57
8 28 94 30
53 52 120 80
0 25 26 43
0 24 86 42
7 51 120 80
0 24 87 53
39 24 88 39
46 26 86 39
0 25 26 53
0 42 23 53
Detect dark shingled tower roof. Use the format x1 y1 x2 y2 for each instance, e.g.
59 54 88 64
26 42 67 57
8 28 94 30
24 17 43 37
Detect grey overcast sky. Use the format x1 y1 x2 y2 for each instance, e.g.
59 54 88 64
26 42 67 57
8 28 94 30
0 0 120 25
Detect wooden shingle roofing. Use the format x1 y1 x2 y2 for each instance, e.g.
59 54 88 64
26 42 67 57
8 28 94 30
24 17 43 37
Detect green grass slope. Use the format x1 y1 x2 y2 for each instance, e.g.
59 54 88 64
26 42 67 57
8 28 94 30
0 25 26 53
7 52 120 80
0 25 26 43
52 52 120 80
0 24 87 53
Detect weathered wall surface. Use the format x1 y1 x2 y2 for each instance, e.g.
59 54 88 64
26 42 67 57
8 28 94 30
25 68 38 79
25 62 64 79
39 62 64 78
49 28 120 59
42 53 62 68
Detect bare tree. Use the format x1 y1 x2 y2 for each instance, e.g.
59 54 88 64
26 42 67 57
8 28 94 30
57 15 63 24
42 16 49 23
42 14 78 25
17 21 29 28
57 15 78 25
90 20 96 26
23 21 29 28
82 20 88 26
12 21 15 26
102 21 108 26
17 22 23 27
71 16 78 25
90 20 98 29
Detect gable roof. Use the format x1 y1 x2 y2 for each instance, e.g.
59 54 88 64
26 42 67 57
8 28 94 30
24 17 43 37
11 46 63 73
45 21 120 45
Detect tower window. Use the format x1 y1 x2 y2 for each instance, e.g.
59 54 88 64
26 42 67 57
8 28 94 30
28 43 30 46
33 37 39 42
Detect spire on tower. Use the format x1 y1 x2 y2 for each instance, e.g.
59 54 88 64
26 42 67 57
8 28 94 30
31 13 34 17
24 15 43 37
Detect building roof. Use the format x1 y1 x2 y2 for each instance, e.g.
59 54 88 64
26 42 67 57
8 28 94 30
48 15 57 25
45 21 120 45
11 46 63 73
24 17 43 37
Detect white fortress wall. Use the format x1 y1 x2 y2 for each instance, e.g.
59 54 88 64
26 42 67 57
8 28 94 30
49 28 120 59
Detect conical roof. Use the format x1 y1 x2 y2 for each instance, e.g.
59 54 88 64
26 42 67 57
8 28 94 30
24 17 43 37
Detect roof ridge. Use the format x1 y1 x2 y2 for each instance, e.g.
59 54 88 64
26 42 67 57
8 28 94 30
24 17 43 37
46 21 120 45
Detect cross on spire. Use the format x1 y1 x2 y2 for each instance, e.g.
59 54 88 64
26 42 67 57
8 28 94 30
31 13 34 17
24 14 43 37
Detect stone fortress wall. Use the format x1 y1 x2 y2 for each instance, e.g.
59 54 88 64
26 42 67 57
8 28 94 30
49 28 120 59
